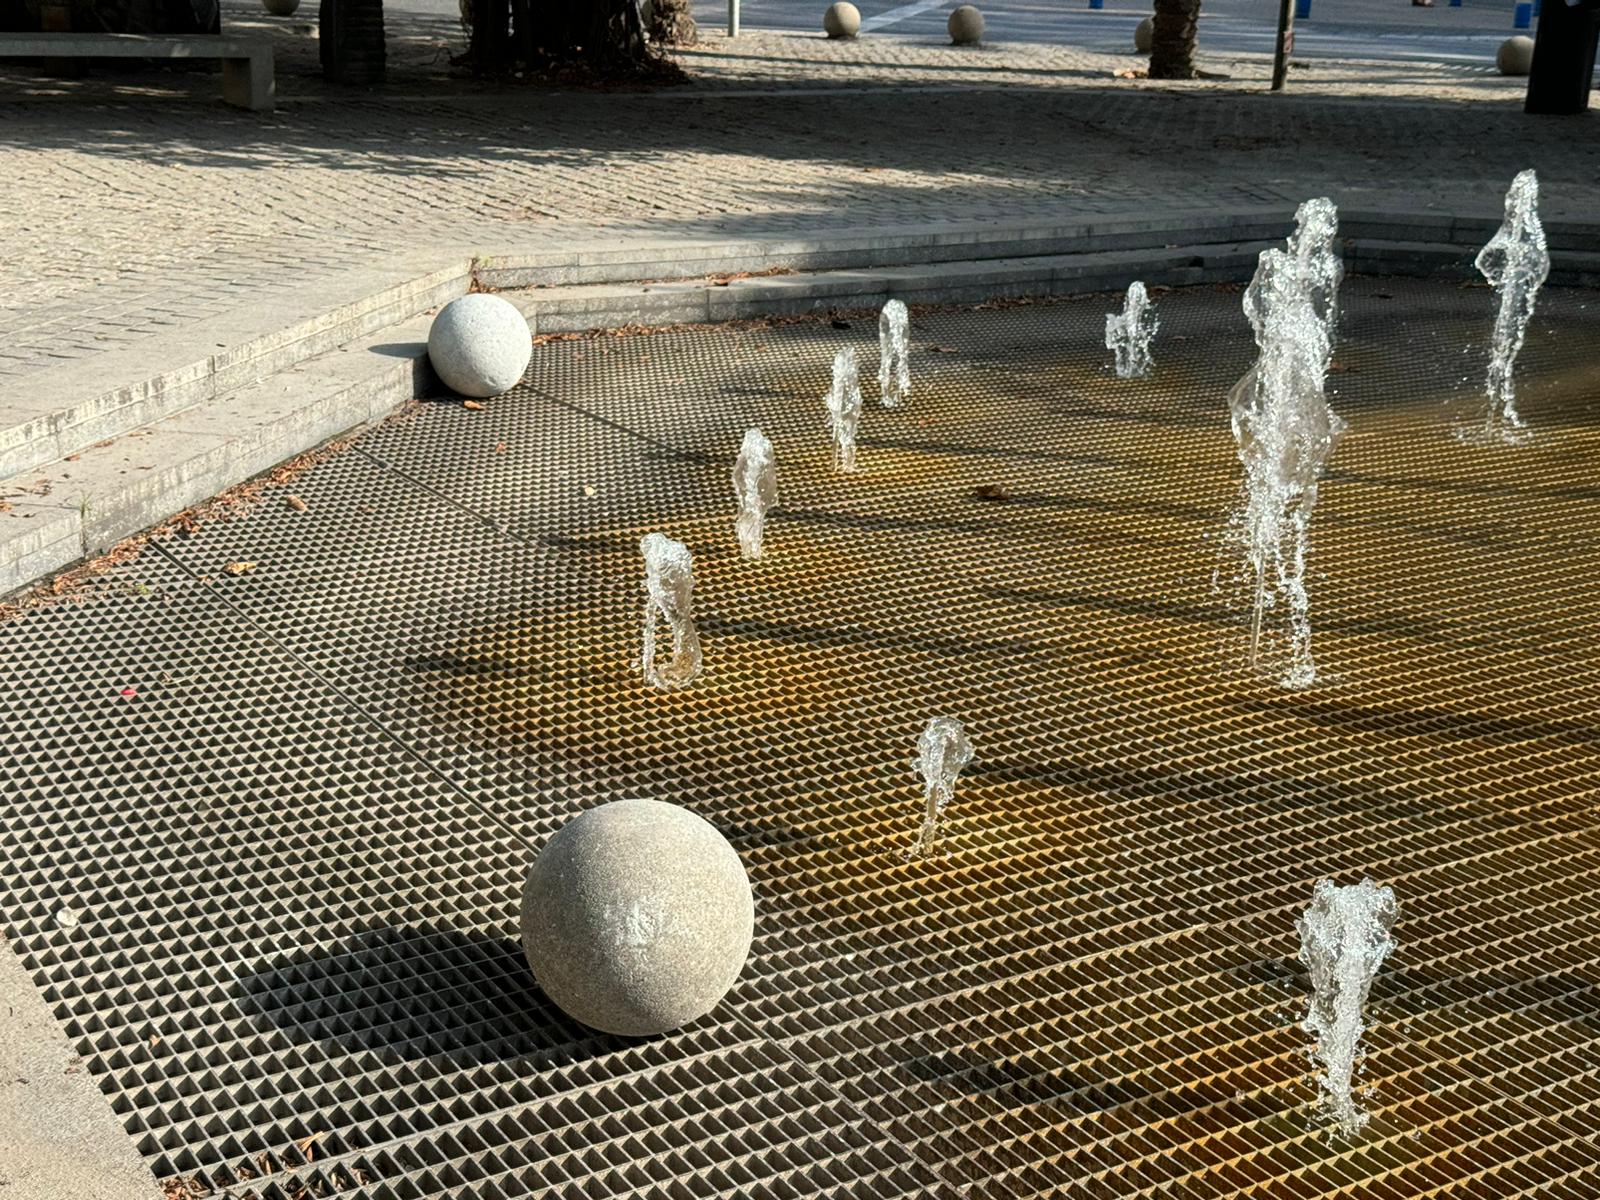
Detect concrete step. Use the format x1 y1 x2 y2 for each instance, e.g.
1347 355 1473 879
1 317 434 597
512 241 1277 332
1344 238 1600 286
475 209 1300 289
0 261 468 484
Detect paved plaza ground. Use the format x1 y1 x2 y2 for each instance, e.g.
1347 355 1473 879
1 0 1597 396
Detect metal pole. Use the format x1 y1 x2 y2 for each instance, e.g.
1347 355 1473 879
1271 0 1295 89
728 0 740 35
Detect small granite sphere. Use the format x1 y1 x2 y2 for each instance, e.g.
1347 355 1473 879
1496 35 1534 76
426 294 532 399
823 1 860 37
520 799 754 1037
261 0 300 13
1135 15 1153 52
948 4 984 43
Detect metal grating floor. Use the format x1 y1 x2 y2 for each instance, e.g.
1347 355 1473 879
3 279 1600 1200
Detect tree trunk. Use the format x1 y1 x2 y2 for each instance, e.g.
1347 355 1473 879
321 0 387 84
1148 0 1199 79
462 0 652 74
649 0 696 46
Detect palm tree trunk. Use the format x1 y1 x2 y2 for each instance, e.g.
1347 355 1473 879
1148 0 1200 79
320 0 387 84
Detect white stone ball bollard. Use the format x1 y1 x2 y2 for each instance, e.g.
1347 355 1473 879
1496 35 1535 76
823 1 861 37
1135 15 1154 53
948 4 984 43
520 799 755 1037
426 294 532 399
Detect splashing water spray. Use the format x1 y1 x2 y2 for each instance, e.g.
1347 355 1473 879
825 346 864 472
1470 169 1549 443
732 428 777 561
1224 202 1346 689
1105 281 1159 379
1297 878 1397 1137
639 533 702 690
1287 197 1344 343
878 298 911 408
907 716 973 859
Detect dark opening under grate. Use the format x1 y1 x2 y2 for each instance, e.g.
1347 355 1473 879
3 279 1600 1200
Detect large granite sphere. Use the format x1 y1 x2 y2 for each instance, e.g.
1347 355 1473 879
426 294 532 399
823 1 860 37
948 4 984 43
1496 35 1534 76
1135 15 1153 52
261 0 300 14
520 799 754 1037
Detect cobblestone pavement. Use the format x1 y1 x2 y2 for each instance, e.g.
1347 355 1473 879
0 4 1594 386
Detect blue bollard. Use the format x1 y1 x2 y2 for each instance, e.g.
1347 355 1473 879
1088 0 1103 9
1449 0 1460 7
1513 0 1532 25
1295 0 1311 17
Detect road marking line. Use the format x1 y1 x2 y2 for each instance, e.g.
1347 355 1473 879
859 0 950 32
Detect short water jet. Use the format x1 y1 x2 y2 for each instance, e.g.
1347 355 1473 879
825 346 864 473
1105 281 1159 379
907 716 973 859
879 298 911 408
1297 878 1397 1138
1471 169 1549 442
732 428 777 560
639 533 702 690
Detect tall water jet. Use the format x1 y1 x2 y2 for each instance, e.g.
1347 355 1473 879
639 533 702 690
825 346 863 473
1226 245 1346 689
906 716 973 859
1104 281 1159 379
1471 169 1549 442
1286 197 1344 346
732 428 777 561
878 298 911 408
1298 878 1398 1137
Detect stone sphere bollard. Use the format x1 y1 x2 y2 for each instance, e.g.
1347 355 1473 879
426 294 532 399
1135 15 1154 53
520 799 755 1037
948 4 984 43
823 1 861 37
262 0 300 12
1496 35 1535 76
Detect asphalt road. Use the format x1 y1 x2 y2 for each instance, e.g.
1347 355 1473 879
686 0 1538 70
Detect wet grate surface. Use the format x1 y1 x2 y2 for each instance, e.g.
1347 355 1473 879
4 279 1600 1199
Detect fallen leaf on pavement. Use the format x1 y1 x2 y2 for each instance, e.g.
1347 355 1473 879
225 562 257 576
286 495 308 513
463 400 485 410
972 483 1013 502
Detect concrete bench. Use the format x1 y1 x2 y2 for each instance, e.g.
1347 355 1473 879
0 33 273 110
